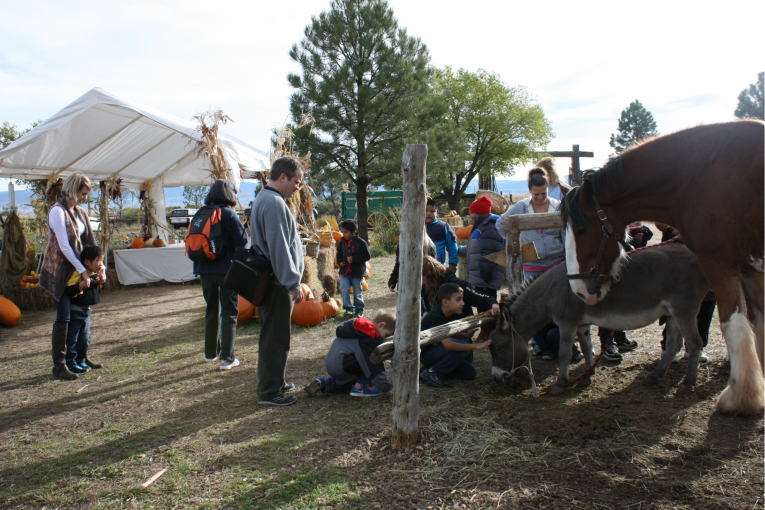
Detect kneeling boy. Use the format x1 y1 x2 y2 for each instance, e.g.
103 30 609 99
304 313 395 397
420 283 493 388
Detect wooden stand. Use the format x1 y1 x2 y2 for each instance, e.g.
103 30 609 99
503 211 563 291
391 144 427 450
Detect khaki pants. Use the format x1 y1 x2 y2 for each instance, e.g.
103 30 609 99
257 285 294 400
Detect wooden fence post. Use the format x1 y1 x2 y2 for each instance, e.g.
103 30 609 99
391 144 427 450
504 211 564 292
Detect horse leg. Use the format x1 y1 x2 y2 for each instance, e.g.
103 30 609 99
742 271 764 373
576 326 594 387
548 326 576 395
701 266 765 416
644 316 683 386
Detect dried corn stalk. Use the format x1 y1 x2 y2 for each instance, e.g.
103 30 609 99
194 109 235 183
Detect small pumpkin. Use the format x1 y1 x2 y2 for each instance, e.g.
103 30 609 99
334 298 342 308
237 296 255 325
365 261 372 279
131 237 144 249
291 298 325 327
0 297 21 327
348 278 369 293
321 293 339 318
332 231 343 242
456 225 473 240
152 236 165 248
253 306 259 323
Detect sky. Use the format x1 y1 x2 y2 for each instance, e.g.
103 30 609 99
1 0 763 192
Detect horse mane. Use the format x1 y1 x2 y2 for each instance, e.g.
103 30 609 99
561 156 628 229
502 272 544 309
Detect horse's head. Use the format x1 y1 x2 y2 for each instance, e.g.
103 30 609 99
489 303 530 385
562 179 628 305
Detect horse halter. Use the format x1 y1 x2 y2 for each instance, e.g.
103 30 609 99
567 194 631 284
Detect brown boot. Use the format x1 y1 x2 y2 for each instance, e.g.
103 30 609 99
51 322 78 381
84 356 103 369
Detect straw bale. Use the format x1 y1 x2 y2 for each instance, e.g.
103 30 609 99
317 247 340 295
0 262 54 311
300 256 324 299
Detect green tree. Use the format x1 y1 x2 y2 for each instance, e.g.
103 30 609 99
734 72 764 120
609 100 659 154
183 186 207 208
287 0 431 241
428 67 554 211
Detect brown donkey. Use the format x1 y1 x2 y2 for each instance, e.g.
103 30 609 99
561 120 764 415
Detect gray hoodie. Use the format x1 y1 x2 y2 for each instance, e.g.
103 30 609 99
498 197 566 268
250 188 305 291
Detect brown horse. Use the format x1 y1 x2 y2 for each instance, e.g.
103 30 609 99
561 120 764 416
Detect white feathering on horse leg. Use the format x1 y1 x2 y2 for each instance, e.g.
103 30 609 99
717 310 765 415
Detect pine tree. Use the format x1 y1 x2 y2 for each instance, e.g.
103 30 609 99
734 72 764 120
287 0 431 241
609 101 659 154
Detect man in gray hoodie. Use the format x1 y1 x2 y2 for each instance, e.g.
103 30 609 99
250 156 305 406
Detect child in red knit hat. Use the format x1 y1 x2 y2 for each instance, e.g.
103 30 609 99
457 195 505 342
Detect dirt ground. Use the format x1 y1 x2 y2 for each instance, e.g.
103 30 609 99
0 255 762 509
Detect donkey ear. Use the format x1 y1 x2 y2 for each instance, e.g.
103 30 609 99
581 178 594 202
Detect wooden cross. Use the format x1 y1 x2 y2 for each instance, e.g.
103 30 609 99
534 144 594 185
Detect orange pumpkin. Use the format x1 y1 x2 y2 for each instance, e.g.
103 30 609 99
365 261 372 279
152 236 165 248
237 296 255 325
253 306 259 323
321 296 339 318
348 278 369 293
334 298 342 308
131 237 144 249
300 283 314 300
456 225 473 240
332 231 343 242
0 297 21 327
291 298 325 327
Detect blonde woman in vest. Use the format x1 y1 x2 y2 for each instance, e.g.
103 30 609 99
40 173 104 380
535 157 572 200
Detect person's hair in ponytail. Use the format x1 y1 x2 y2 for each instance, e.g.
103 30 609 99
527 167 549 190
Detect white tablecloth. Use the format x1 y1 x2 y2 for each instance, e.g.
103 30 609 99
114 243 198 285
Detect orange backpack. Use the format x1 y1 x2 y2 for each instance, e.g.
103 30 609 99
185 206 226 262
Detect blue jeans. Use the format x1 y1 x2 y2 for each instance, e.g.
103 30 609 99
323 375 368 394
66 307 91 366
54 293 71 325
420 339 477 380
340 275 364 314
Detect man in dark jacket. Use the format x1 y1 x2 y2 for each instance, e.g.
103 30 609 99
304 313 396 397
336 219 371 316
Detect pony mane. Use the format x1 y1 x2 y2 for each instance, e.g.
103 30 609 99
561 156 628 229
502 272 544 309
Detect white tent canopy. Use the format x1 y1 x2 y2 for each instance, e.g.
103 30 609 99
0 87 269 189
0 87 269 243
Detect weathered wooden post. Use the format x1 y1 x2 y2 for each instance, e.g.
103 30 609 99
504 211 564 292
391 144 427 449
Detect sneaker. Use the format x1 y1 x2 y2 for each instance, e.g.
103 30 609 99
602 345 623 362
350 384 382 397
304 378 325 396
205 355 219 362
614 336 639 351
678 350 709 363
354 311 364 317
220 359 240 370
67 362 89 374
76 360 92 372
571 348 584 362
420 369 451 388
541 351 555 361
282 382 296 392
258 395 298 406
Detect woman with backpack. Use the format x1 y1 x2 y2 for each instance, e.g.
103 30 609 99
189 179 248 370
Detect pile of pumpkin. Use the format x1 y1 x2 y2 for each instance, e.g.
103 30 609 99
19 271 41 288
129 236 165 249
237 284 343 328
0 297 21 327
443 211 473 239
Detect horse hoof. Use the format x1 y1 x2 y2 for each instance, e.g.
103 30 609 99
643 375 659 386
577 377 592 388
547 384 566 396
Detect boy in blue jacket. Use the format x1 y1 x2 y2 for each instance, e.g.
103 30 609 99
425 198 459 272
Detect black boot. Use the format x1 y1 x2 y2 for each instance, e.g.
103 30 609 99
51 323 78 381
